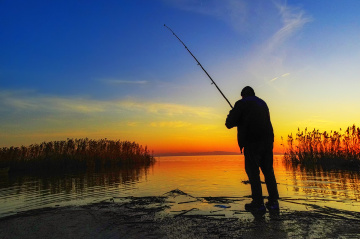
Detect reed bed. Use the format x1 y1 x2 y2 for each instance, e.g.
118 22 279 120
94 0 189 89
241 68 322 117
284 125 360 169
0 138 155 173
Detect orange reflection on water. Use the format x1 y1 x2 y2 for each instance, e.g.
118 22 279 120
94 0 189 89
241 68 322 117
152 155 360 212
151 155 250 197
282 161 360 206
1 155 359 218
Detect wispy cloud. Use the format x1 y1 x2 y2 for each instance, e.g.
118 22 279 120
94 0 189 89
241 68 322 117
269 72 290 82
236 2 311 92
164 0 247 30
118 100 217 118
270 77 278 82
266 2 312 52
127 122 138 127
0 91 217 119
150 121 191 128
103 79 148 85
0 92 105 114
170 0 311 49
164 0 311 37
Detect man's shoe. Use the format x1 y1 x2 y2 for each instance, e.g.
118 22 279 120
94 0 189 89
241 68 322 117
245 201 266 213
265 200 279 210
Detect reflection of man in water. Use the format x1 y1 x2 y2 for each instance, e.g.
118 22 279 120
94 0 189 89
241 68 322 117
225 86 279 213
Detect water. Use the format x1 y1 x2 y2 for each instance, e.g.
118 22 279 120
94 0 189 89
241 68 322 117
0 155 359 218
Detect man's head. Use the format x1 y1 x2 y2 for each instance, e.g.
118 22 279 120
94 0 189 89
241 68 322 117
241 86 255 98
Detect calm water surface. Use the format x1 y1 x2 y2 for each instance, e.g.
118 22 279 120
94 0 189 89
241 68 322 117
0 155 359 218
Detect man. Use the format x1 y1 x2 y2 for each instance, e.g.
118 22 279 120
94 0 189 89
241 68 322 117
225 86 279 213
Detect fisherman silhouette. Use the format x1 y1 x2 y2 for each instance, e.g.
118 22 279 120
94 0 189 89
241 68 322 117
226 86 279 213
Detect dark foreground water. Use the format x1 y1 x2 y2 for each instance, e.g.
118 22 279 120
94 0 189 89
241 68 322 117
0 155 359 218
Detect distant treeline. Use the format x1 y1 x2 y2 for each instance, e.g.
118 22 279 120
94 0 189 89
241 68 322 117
0 138 155 173
284 125 360 169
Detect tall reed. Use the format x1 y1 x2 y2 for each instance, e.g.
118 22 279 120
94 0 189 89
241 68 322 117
284 125 360 168
0 138 155 173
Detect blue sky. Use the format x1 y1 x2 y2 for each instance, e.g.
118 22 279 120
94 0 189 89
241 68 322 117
1 0 360 153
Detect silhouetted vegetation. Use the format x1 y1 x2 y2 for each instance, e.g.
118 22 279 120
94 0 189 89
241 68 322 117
284 125 360 169
0 138 155 173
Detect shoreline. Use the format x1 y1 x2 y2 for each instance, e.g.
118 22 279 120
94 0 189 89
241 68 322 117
1 189 360 238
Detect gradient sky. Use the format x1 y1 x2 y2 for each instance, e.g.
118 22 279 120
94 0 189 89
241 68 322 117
1 0 360 154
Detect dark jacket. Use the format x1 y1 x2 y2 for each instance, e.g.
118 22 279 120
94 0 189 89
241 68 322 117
225 96 274 151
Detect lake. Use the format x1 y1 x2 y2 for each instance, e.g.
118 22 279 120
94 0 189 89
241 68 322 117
1 155 359 218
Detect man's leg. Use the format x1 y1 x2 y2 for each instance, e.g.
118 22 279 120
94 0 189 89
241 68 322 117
259 145 279 203
244 147 263 204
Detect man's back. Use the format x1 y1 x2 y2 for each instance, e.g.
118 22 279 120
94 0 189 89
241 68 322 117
226 95 273 148
240 96 273 143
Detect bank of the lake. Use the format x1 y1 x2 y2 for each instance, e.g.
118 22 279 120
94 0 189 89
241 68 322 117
1 189 360 239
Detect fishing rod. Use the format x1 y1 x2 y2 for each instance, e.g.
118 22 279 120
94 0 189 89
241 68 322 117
164 24 233 109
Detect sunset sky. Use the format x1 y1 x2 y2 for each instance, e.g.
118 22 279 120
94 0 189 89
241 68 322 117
1 0 360 154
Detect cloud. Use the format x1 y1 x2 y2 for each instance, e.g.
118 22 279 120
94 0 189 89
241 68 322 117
235 2 310 91
164 0 310 37
103 79 148 85
175 0 311 47
269 72 290 82
266 2 312 52
163 0 247 30
0 92 105 114
118 100 217 118
127 122 138 127
150 121 191 128
0 91 217 119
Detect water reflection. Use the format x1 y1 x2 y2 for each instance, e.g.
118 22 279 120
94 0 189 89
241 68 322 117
0 155 359 218
0 164 153 217
280 159 360 211
284 161 360 197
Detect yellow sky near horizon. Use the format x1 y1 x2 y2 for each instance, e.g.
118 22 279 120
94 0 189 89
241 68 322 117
1 91 358 155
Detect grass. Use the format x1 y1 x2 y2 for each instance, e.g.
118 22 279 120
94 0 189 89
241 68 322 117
0 138 155 173
284 125 360 169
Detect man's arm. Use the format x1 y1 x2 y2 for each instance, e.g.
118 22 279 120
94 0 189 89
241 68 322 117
225 101 242 129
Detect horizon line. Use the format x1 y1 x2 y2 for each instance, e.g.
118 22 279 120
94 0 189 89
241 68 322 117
154 151 284 157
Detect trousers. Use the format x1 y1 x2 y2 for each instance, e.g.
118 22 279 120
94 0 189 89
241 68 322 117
244 142 279 203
